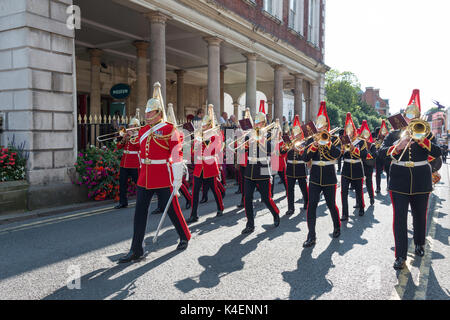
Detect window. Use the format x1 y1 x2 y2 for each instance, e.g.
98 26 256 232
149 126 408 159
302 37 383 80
289 0 305 35
375 101 380 109
263 0 283 21
308 0 320 45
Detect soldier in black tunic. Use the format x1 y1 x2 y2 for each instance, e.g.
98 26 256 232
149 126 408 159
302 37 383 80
241 111 280 234
340 113 367 220
379 89 442 270
359 120 377 206
285 115 309 215
302 102 342 248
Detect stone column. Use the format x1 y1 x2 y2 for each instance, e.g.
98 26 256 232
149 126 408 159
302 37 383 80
133 41 149 111
204 37 222 118
175 70 186 121
293 73 304 117
244 53 257 116
267 100 273 122
273 64 285 122
147 12 169 102
233 101 240 118
89 48 102 147
220 65 227 115
311 80 320 121
88 49 102 116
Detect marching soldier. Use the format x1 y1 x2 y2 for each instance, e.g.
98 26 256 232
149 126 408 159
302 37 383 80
186 105 224 223
285 115 309 215
360 120 377 206
241 107 280 234
114 116 141 209
340 113 367 220
271 133 288 196
303 102 342 247
374 120 390 193
380 89 442 270
118 82 191 263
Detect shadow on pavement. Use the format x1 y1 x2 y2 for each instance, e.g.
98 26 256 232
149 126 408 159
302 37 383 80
281 202 380 299
174 212 304 293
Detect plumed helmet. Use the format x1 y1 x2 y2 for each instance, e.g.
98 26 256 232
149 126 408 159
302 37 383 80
254 112 267 125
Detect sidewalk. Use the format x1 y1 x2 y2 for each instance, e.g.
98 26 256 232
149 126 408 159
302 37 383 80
0 179 239 226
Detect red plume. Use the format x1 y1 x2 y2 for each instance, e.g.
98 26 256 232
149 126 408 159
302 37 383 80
316 101 330 131
344 112 357 139
407 89 421 112
359 120 374 143
259 100 266 114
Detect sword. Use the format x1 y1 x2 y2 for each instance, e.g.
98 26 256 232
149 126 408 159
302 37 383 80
152 187 178 243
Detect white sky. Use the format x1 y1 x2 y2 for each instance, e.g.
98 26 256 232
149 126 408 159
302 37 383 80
325 0 450 114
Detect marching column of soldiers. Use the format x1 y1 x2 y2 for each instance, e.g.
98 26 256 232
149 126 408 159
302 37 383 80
111 84 442 270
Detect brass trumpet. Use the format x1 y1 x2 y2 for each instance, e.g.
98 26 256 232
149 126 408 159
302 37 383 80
96 126 143 142
394 117 431 161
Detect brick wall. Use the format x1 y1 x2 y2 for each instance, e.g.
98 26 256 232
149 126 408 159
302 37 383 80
213 0 324 63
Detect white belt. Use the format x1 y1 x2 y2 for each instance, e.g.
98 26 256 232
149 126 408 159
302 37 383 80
312 160 337 166
196 156 216 161
248 157 269 163
344 159 362 164
141 158 170 165
287 160 305 164
392 160 429 168
123 151 139 154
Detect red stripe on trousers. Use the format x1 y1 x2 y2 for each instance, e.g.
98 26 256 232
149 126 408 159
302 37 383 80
361 178 365 208
170 186 191 241
214 178 224 210
268 181 280 215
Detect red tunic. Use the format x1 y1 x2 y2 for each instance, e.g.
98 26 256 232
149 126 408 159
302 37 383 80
137 122 183 189
193 134 222 179
117 136 140 168
271 141 286 172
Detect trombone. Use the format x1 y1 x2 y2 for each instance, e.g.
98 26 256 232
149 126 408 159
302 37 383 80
392 116 430 161
233 119 282 151
294 127 341 152
96 126 143 142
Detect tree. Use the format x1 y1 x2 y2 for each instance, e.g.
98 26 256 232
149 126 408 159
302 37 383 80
325 69 386 132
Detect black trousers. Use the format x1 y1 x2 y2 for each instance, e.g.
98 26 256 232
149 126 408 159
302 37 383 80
385 162 391 186
306 183 341 239
240 166 246 203
364 165 375 200
375 159 384 191
390 192 430 259
287 176 308 211
119 167 139 206
341 176 365 216
191 173 224 218
131 186 190 256
271 171 287 195
244 178 279 228
337 157 342 171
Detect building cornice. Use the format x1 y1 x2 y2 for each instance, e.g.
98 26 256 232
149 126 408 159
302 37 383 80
129 0 329 80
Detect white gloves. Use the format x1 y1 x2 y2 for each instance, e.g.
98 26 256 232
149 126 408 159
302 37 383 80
172 161 185 192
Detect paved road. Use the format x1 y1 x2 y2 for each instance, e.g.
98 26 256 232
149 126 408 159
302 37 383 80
0 165 449 300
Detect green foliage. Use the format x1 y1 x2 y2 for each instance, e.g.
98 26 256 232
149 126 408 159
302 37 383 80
74 142 136 201
325 69 386 131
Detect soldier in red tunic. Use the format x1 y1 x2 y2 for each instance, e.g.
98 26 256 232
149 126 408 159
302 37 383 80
186 105 224 223
114 116 141 209
118 83 191 263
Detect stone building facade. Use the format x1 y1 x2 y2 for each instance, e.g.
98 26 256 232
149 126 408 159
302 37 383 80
0 0 329 210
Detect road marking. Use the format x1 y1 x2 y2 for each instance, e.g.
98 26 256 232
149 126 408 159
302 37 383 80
0 201 137 235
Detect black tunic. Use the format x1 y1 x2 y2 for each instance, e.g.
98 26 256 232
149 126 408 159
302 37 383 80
341 139 368 180
244 131 273 181
285 149 307 178
303 136 341 186
380 130 441 194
